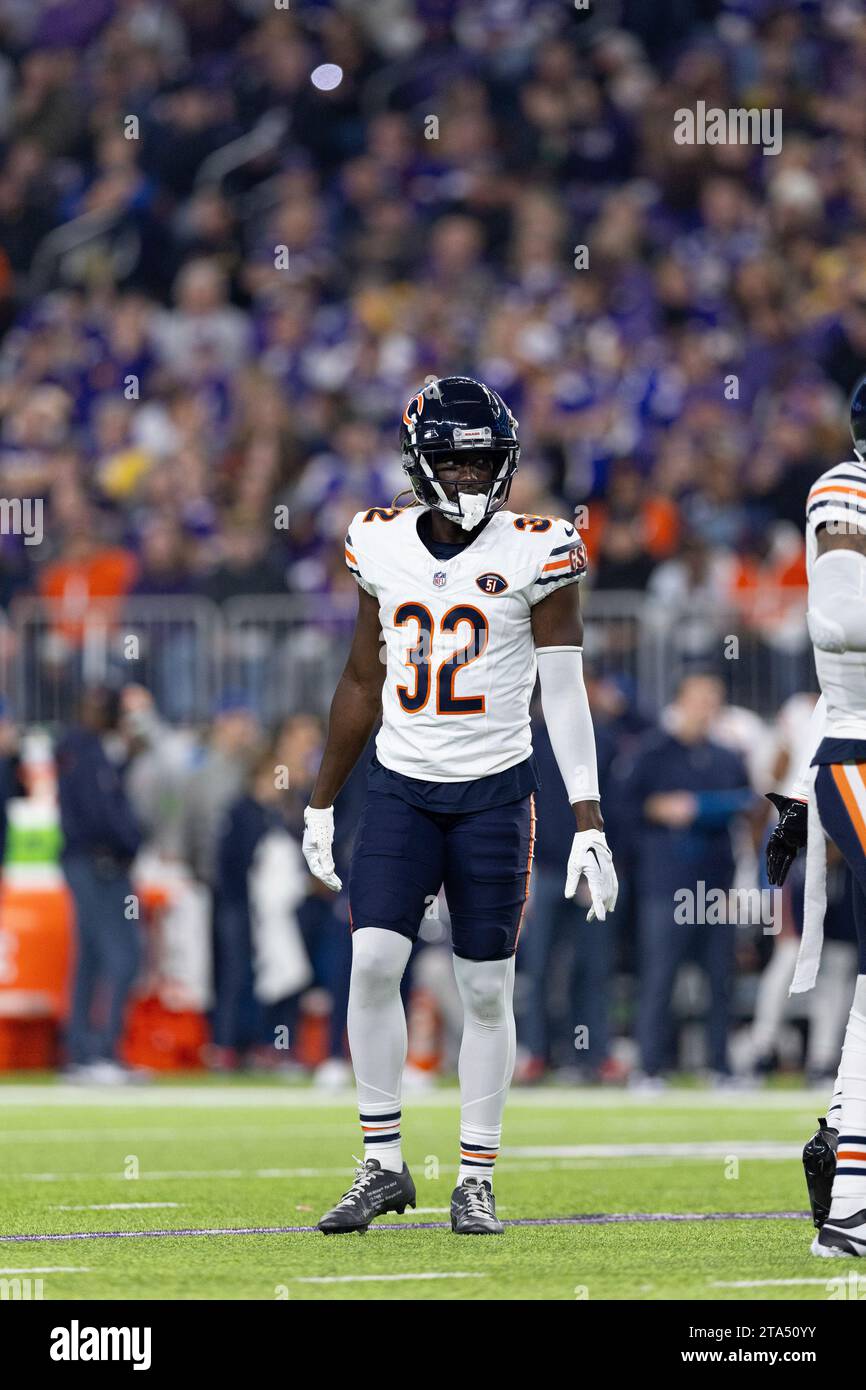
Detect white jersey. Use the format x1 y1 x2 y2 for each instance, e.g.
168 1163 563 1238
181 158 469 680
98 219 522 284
345 504 587 782
806 458 866 741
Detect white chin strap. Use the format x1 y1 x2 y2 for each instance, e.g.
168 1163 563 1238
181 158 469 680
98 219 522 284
456 491 488 531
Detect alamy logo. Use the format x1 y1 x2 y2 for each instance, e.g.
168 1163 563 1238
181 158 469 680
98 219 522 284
674 881 781 935
0 1276 43 1299
674 101 782 156
50 1320 152 1371
827 1271 866 1299
0 497 42 545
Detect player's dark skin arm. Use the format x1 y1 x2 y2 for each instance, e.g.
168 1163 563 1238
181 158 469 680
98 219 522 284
530 579 605 834
816 526 866 557
309 585 385 809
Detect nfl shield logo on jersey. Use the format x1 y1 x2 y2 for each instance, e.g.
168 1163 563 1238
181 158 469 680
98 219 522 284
433 570 447 588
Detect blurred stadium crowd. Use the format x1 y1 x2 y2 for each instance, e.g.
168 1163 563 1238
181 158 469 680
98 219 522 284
0 0 863 1083
0 0 863 625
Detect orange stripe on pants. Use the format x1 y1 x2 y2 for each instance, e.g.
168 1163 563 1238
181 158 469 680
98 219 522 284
830 764 866 855
515 792 536 949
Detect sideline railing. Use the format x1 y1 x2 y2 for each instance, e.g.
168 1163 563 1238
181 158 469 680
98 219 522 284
5 588 813 725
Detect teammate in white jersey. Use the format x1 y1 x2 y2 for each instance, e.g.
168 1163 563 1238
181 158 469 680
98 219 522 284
302 375 618 1235
766 375 866 1255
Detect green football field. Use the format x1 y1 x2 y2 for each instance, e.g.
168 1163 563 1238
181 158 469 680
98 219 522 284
0 1077 854 1301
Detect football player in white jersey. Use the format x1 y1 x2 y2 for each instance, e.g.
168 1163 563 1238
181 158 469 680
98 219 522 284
766 375 866 1255
302 375 618 1234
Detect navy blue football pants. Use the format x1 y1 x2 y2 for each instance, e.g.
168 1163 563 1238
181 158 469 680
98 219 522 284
349 790 535 961
815 763 866 974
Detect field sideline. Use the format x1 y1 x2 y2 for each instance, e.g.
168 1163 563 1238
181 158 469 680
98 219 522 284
0 1078 849 1301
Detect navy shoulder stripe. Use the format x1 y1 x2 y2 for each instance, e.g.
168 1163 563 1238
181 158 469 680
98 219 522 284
816 472 866 487
535 570 582 587
549 540 581 557
807 497 866 518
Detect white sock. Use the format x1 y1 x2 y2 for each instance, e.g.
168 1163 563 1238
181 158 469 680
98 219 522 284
827 1082 843 1133
829 974 866 1221
347 928 412 1174
453 955 516 1190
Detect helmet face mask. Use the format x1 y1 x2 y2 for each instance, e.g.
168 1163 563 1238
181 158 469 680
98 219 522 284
400 376 519 530
430 447 508 499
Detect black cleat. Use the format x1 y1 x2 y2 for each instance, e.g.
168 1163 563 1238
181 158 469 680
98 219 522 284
317 1158 416 1235
812 1208 866 1257
803 1117 839 1229
450 1178 504 1235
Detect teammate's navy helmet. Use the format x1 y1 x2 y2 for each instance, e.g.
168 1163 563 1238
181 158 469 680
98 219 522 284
851 374 866 461
400 375 519 529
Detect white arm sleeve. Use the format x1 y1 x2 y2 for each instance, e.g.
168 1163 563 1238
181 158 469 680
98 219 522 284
536 646 600 803
807 550 866 653
786 694 826 802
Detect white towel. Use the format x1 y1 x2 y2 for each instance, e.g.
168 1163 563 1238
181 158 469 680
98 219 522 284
248 828 313 1004
790 768 827 994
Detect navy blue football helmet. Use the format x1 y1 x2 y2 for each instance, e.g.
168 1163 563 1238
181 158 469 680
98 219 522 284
400 375 519 529
851 374 866 461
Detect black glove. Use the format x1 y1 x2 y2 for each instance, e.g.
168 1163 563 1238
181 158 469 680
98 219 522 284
765 792 807 887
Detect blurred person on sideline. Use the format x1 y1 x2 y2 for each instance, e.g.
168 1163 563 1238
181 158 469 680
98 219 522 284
615 673 754 1085
179 695 261 889
55 685 145 1083
120 683 198 861
214 743 311 1072
516 687 619 1084
178 695 261 1069
274 712 355 1086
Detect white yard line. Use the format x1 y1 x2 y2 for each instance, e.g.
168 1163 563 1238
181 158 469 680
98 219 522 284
0 1134 801 1159
0 1125 353 1143
711 1278 838 1289
294 1272 487 1284
53 1203 182 1211
3 1149 799 1183
503 1142 800 1159
0 1085 828 1110
11 1168 351 1182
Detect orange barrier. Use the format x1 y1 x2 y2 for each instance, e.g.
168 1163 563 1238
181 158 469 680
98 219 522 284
0 882 73 1020
0 878 211 1071
0 881 72 1069
121 884 209 1069
295 998 331 1067
0 1018 58 1068
406 986 442 1072
122 995 209 1071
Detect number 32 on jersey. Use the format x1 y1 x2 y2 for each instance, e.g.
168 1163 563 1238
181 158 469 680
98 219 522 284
394 602 488 715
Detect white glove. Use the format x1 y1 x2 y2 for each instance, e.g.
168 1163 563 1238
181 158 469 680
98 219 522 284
302 805 342 892
564 829 618 922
